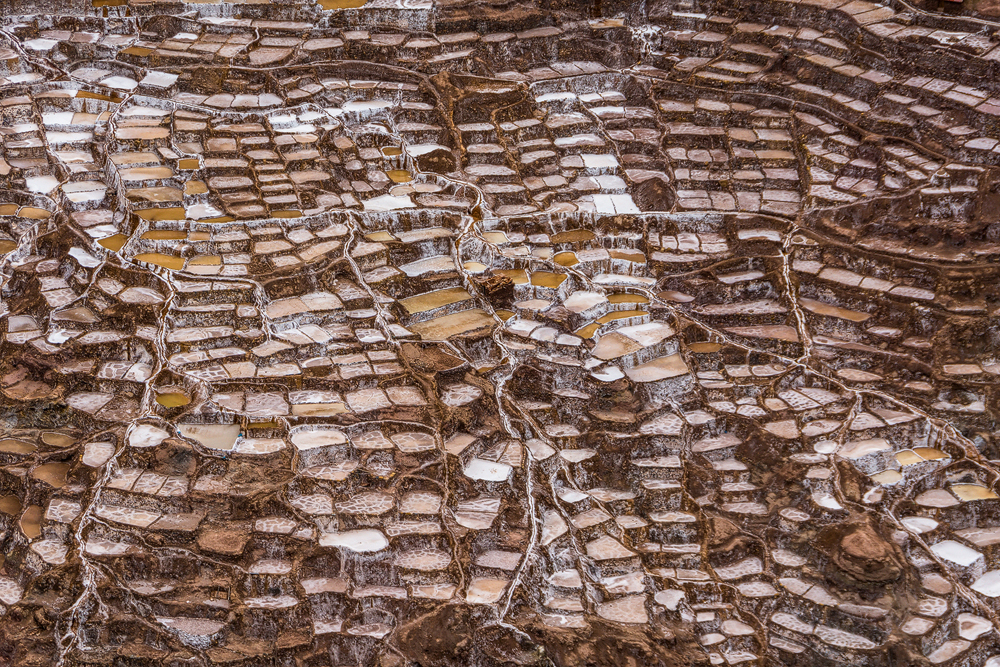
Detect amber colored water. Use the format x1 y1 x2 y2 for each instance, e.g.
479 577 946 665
0 439 34 454
596 309 647 323
19 505 41 539
551 229 595 243
41 432 75 447
609 249 645 262
185 181 208 195
142 230 187 240
607 293 649 304
870 470 902 485
18 207 50 219
913 447 947 461
135 207 185 221
156 393 191 407
78 90 122 103
99 234 129 252
31 462 69 488
319 0 366 8
399 287 471 314
495 269 527 284
530 271 567 288
553 251 578 266
135 252 185 270
951 483 998 500
0 495 21 514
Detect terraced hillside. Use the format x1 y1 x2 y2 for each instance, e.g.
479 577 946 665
1 0 1000 665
